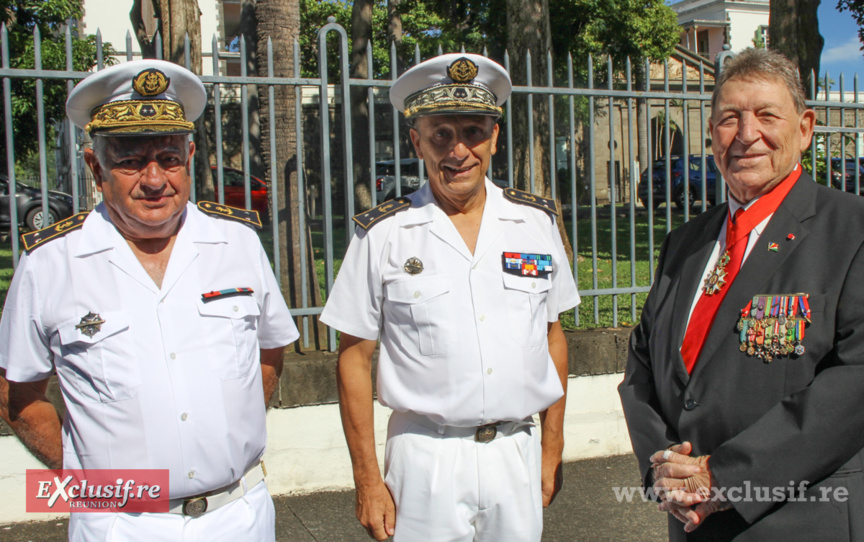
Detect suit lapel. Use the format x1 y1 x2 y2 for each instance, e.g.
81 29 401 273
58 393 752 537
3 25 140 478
669 206 728 385
689 173 817 382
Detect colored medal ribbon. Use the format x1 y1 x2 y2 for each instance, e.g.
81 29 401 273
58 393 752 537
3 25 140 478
201 287 254 302
502 252 553 277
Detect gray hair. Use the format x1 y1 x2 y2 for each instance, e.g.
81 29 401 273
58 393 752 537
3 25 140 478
90 134 190 169
712 48 808 114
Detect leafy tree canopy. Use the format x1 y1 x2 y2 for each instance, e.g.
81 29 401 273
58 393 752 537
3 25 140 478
549 0 680 80
299 0 474 79
838 0 864 51
298 0 679 84
1 0 114 175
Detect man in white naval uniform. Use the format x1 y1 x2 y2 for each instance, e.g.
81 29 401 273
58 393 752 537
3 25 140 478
321 53 580 541
0 59 298 541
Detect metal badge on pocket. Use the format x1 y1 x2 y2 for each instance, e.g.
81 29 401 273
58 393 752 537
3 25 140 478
75 312 106 338
737 293 811 362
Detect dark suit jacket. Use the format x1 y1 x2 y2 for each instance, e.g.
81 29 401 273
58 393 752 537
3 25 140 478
619 172 864 541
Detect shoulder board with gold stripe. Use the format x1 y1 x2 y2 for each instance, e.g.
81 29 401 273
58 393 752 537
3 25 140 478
21 212 89 253
503 188 558 218
352 197 411 231
197 201 262 230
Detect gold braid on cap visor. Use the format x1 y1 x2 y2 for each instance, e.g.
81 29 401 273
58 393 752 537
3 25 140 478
85 99 194 134
403 84 501 119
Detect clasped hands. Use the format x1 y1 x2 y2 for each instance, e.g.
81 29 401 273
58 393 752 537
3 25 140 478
649 441 731 533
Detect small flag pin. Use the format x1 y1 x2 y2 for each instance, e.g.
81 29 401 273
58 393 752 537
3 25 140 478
787 233 795 240
768 242 779 252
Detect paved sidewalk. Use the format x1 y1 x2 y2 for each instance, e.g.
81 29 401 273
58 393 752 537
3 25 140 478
0 454 667 542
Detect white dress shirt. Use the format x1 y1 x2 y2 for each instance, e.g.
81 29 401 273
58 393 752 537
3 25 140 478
0 203 298 498
321 180 580 427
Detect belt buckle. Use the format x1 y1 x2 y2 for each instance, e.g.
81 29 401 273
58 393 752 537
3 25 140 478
475 423 499 443
182 496 209 517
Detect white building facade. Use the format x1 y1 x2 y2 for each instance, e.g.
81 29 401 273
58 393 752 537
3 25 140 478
670 0 770 62
81 0 244 76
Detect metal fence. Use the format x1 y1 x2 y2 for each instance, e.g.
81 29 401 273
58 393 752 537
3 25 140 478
4 20 864 350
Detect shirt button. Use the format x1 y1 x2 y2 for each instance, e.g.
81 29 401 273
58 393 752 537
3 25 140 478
531 281 537 289
170 353 177 360
233 305 239 312
413 291 421 299
180 413 188 421
684 399 697 411
187 470 195 479
487 368 493 375
479 314 486 322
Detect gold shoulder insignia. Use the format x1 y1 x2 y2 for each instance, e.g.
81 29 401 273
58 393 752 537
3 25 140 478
352 197 412 230
197 201 262 229
503 188 558 218
21 212 88 253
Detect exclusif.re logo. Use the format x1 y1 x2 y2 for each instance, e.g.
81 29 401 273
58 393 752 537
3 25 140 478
26 469 170 513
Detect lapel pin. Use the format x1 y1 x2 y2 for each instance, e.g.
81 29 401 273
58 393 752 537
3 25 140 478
768 242 779 252
787 233 795 240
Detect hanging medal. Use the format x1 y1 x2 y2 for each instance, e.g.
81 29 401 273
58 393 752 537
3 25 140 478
702 251 731 296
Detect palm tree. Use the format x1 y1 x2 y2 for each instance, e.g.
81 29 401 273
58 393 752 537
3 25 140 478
255 0 326 350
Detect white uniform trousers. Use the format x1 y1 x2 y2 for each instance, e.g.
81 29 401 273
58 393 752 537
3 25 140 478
385 410 543 542
67 480 275 542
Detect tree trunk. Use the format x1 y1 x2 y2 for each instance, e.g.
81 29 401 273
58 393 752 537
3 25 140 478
769 0 823 93
130 0 158 59
241 0 263 178
505 0 552 197
255 0 326 351
388 0 405 75
351 0 373 212
505 0 574 263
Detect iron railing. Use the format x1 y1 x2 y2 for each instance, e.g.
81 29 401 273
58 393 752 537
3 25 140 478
3 20 864 349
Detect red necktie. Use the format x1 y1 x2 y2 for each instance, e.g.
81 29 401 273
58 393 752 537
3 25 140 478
680 167 801 373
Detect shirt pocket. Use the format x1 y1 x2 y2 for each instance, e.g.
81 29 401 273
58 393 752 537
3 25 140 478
56 311 138 403
385 276 452 357
196 295 261 380
502 273 552 346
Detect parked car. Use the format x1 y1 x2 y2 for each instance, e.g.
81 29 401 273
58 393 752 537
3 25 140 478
638 155 718 209
211 166 269 221
829 157 864 194
0 175 74 231
375 159 422 202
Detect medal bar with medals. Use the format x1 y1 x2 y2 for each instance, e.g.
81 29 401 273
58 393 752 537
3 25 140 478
737 294 811 362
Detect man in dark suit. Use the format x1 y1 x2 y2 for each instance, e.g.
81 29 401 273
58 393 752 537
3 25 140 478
619 47 864 541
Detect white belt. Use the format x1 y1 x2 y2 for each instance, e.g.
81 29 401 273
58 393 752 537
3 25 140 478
168 461 266 517
399 411 534 443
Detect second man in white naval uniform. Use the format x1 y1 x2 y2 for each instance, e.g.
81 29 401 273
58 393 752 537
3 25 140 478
321 53 580 542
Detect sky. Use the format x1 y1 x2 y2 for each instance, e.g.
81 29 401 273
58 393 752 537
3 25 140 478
818 3 864 91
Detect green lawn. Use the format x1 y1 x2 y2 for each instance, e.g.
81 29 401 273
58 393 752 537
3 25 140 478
0 204 692 330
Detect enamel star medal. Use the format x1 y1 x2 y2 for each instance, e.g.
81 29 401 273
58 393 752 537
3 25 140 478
702 251 731 296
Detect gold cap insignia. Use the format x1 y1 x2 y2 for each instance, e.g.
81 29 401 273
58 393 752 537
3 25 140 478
448 58 479 83
133 69 170 97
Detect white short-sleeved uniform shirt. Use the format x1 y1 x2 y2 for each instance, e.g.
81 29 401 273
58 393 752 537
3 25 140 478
321 180 580 427
0 203 298 498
